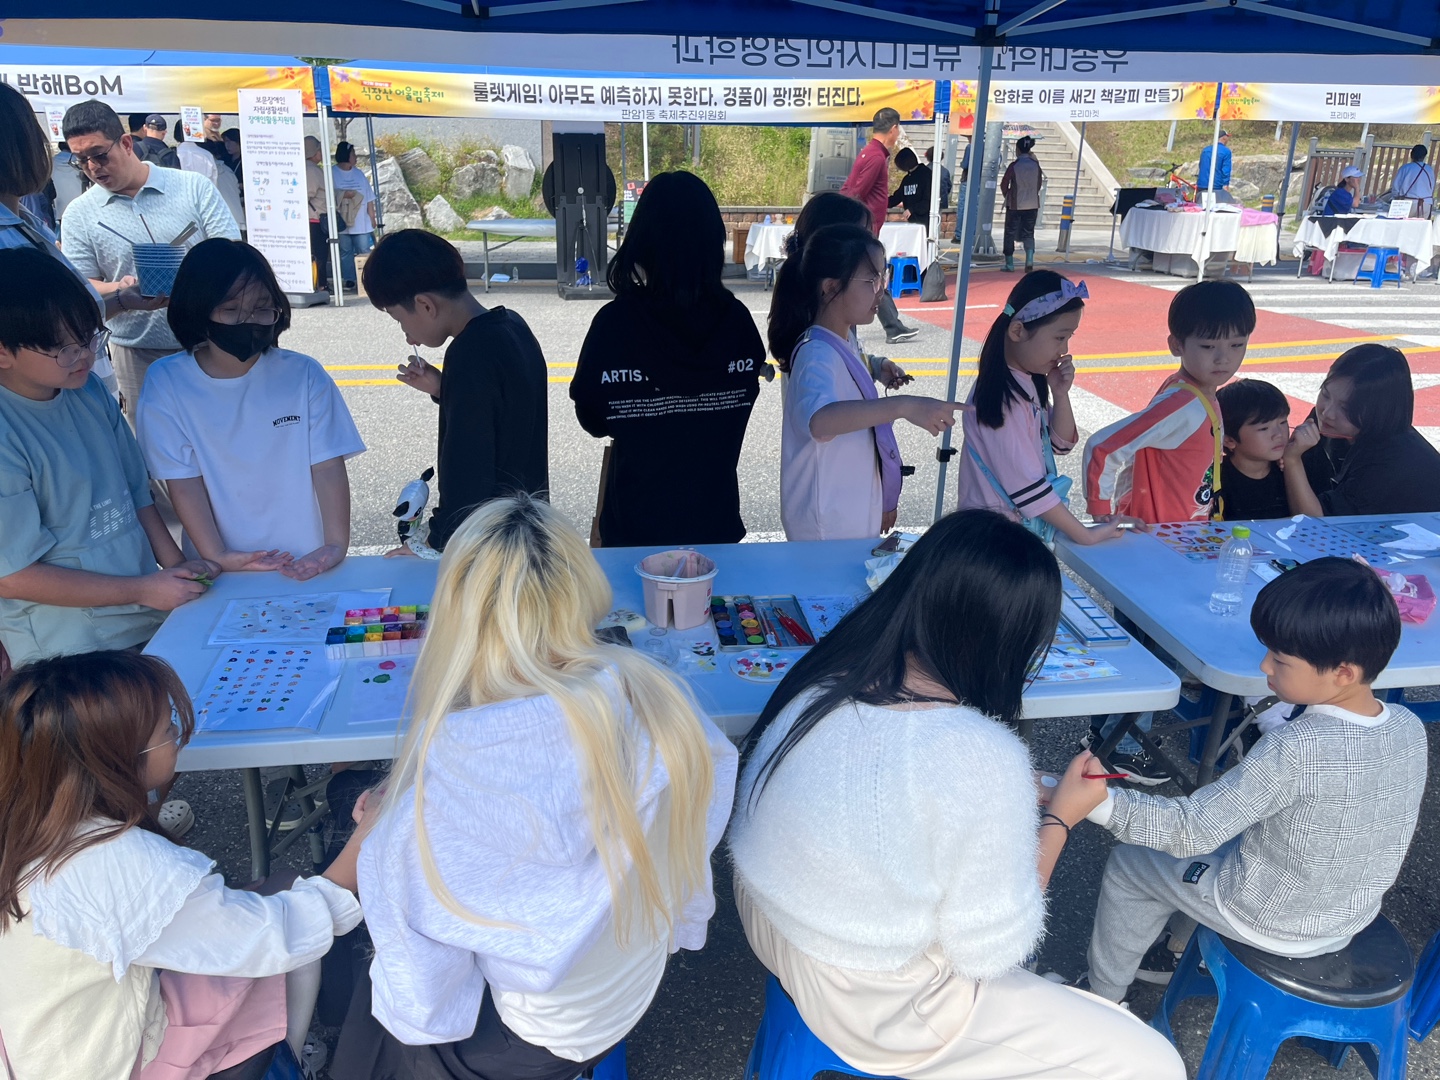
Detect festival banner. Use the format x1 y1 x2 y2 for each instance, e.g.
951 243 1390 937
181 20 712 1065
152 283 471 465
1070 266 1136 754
1219 82 1440 125
952 81 1217 131
327 66 940 124
0 64 317 113
237 88 312 295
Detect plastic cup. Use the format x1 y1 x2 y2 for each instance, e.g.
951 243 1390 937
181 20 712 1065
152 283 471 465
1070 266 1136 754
132 243 187 298
635 550 719 631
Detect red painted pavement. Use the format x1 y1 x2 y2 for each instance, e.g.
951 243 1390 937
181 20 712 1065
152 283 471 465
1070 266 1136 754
895 270 1440 427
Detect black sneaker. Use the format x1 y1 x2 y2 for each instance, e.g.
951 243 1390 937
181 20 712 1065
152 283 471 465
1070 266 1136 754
1134 939 1184 985
1107 748 1173 787
1068 973 1135 1010
885 326 920 344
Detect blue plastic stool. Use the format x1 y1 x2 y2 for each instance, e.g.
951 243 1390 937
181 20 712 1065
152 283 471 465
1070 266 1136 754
1359 246 1403 289
1411 929 1440 1042
744 975 901 1080
887 256 921 299
1152 920 1413 1079
588 1040 629 1080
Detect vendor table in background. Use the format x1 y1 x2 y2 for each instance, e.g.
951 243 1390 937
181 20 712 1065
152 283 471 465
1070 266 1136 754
1056 513 1440 788
463 216 620 291
148 541 1179 875
744 221 928 271
1291 214 1437 272
1120 206 1279 278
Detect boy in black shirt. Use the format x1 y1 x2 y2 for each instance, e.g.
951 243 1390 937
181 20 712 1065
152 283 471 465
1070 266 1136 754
362 229 548 552
887 148 934 228
1216 378 1291 520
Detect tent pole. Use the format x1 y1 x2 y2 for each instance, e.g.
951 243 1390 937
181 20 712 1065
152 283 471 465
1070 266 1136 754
619 123 627 241
642 120 650 180
1065 120 1086 252
365 114 384 233
1196 82 1223 283
928 93 945 265
1276 120 1301 222
932 44 995 522
318 102 344 309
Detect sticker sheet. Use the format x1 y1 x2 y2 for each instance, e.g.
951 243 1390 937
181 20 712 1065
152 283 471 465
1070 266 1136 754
1034 627 1121 682
1283 518 1399 565
192 646 338 733
208 590 390 646
1151 522 1271 562
792 595 863 639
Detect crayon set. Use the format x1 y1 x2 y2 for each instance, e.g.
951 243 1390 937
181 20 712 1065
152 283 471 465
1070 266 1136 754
325 605 430 658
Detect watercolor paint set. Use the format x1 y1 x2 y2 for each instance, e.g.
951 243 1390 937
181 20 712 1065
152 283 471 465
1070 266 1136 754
324 605 430 658
709 595 817 650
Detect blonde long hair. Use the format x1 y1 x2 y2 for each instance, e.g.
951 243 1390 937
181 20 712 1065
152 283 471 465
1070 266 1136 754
378 495 716 942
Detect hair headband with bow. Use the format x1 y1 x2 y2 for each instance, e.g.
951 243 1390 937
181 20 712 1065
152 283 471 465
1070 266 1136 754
1003 279 1089 324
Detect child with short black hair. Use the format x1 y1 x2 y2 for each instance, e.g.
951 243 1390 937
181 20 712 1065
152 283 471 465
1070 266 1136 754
363 228 548 553
1076 557 1426 1003
1084 279 1257 524
137 238 365 580
0 247 217 668
1285 343 1440 515
1215 377 1291 520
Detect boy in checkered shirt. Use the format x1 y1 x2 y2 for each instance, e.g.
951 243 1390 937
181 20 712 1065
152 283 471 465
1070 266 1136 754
1074 557 1426 1001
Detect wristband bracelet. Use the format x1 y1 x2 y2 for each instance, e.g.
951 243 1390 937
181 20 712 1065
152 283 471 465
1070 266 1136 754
1039 812 1071 837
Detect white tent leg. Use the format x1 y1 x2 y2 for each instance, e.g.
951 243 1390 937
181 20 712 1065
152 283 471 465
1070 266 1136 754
318 101 345 308
928 101 945 265
932 43 995 521
1197 82 1223 283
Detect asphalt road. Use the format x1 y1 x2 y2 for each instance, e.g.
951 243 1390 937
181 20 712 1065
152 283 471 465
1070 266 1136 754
169 261 1440 1079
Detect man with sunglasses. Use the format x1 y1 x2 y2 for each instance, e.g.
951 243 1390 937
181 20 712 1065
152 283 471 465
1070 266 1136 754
58 100 238 425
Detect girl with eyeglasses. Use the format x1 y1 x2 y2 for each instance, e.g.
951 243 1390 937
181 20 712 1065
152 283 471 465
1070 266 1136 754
135 239 365 581
770 223 966 541
0 248 219 672
0 650 366 1080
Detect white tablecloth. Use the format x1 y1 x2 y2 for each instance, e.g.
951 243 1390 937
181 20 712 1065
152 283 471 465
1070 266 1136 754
1120 208 1278 267
745 221 929 271
1291 214 1437 264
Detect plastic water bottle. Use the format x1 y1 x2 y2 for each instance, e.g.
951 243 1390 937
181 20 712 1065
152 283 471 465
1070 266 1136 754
1208 526 1254 616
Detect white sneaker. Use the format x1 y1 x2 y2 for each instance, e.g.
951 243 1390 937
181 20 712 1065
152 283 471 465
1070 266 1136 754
157 799 194 839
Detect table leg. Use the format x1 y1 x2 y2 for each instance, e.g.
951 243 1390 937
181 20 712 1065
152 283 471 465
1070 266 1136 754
287 764 327 868
241 767 270 880
1196 692 1234 787
1017 714 1034 742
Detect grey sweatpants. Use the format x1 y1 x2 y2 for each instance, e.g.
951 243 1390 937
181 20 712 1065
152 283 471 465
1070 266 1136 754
1087 843 1343 1002
109 343 174 427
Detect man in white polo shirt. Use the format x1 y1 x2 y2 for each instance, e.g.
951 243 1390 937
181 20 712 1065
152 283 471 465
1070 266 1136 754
59 99 239 423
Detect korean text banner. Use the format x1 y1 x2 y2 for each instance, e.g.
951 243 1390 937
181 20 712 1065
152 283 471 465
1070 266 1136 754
0 64 316 113
951 81 1216 130
328 67 941 123
1220 83 1440 125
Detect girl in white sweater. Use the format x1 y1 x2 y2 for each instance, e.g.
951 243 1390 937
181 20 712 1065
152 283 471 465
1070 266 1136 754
0 651 364 1080
729 508 1185 1079
331 494 737 1080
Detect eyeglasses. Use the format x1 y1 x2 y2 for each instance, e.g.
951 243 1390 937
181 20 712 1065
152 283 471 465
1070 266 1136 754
212 307 282 327
139 715 183 756
856 274 886 295
69 141 120 173
29 330 109 369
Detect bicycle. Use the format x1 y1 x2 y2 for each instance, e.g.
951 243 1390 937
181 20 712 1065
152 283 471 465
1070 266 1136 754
1164 162 1198 203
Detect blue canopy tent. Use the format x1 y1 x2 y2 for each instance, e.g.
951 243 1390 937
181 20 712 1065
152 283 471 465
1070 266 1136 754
9 3 1440 512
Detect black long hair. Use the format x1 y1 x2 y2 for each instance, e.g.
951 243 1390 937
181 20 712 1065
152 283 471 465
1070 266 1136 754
607 170 726 312
768 223 884 370
974 270 1085 430
1324 343 1415 440
767 192 871 368
746 509 1061 802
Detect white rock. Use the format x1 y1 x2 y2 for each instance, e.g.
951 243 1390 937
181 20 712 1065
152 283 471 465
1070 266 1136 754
425 194 465 232
501 144 536 200
397 146 442 192
373 156 424 231
450 160 502 200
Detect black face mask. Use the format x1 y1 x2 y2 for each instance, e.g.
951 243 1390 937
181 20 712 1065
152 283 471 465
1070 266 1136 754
206 321 274 363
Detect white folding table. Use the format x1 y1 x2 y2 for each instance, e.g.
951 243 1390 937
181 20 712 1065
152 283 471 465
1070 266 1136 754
148 540 1181 875
1056 514 1440 789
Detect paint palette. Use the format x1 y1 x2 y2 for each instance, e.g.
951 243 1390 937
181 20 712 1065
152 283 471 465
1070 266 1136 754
324 605 429 658
730 649 795 682
1151 522 1272 562
192 646 337 733
710 595 816 650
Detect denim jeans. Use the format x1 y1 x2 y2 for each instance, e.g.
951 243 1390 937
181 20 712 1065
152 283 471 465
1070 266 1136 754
338 230 374 284
1097 711 1153 756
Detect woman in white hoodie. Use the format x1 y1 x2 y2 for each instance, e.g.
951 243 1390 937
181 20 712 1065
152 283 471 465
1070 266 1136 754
728 509 1184 1080
330 494 737 1080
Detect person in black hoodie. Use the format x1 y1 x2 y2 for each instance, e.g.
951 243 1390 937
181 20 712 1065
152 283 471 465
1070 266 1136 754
887 148 934 228
570 171 764 547
1284 343 1440 516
